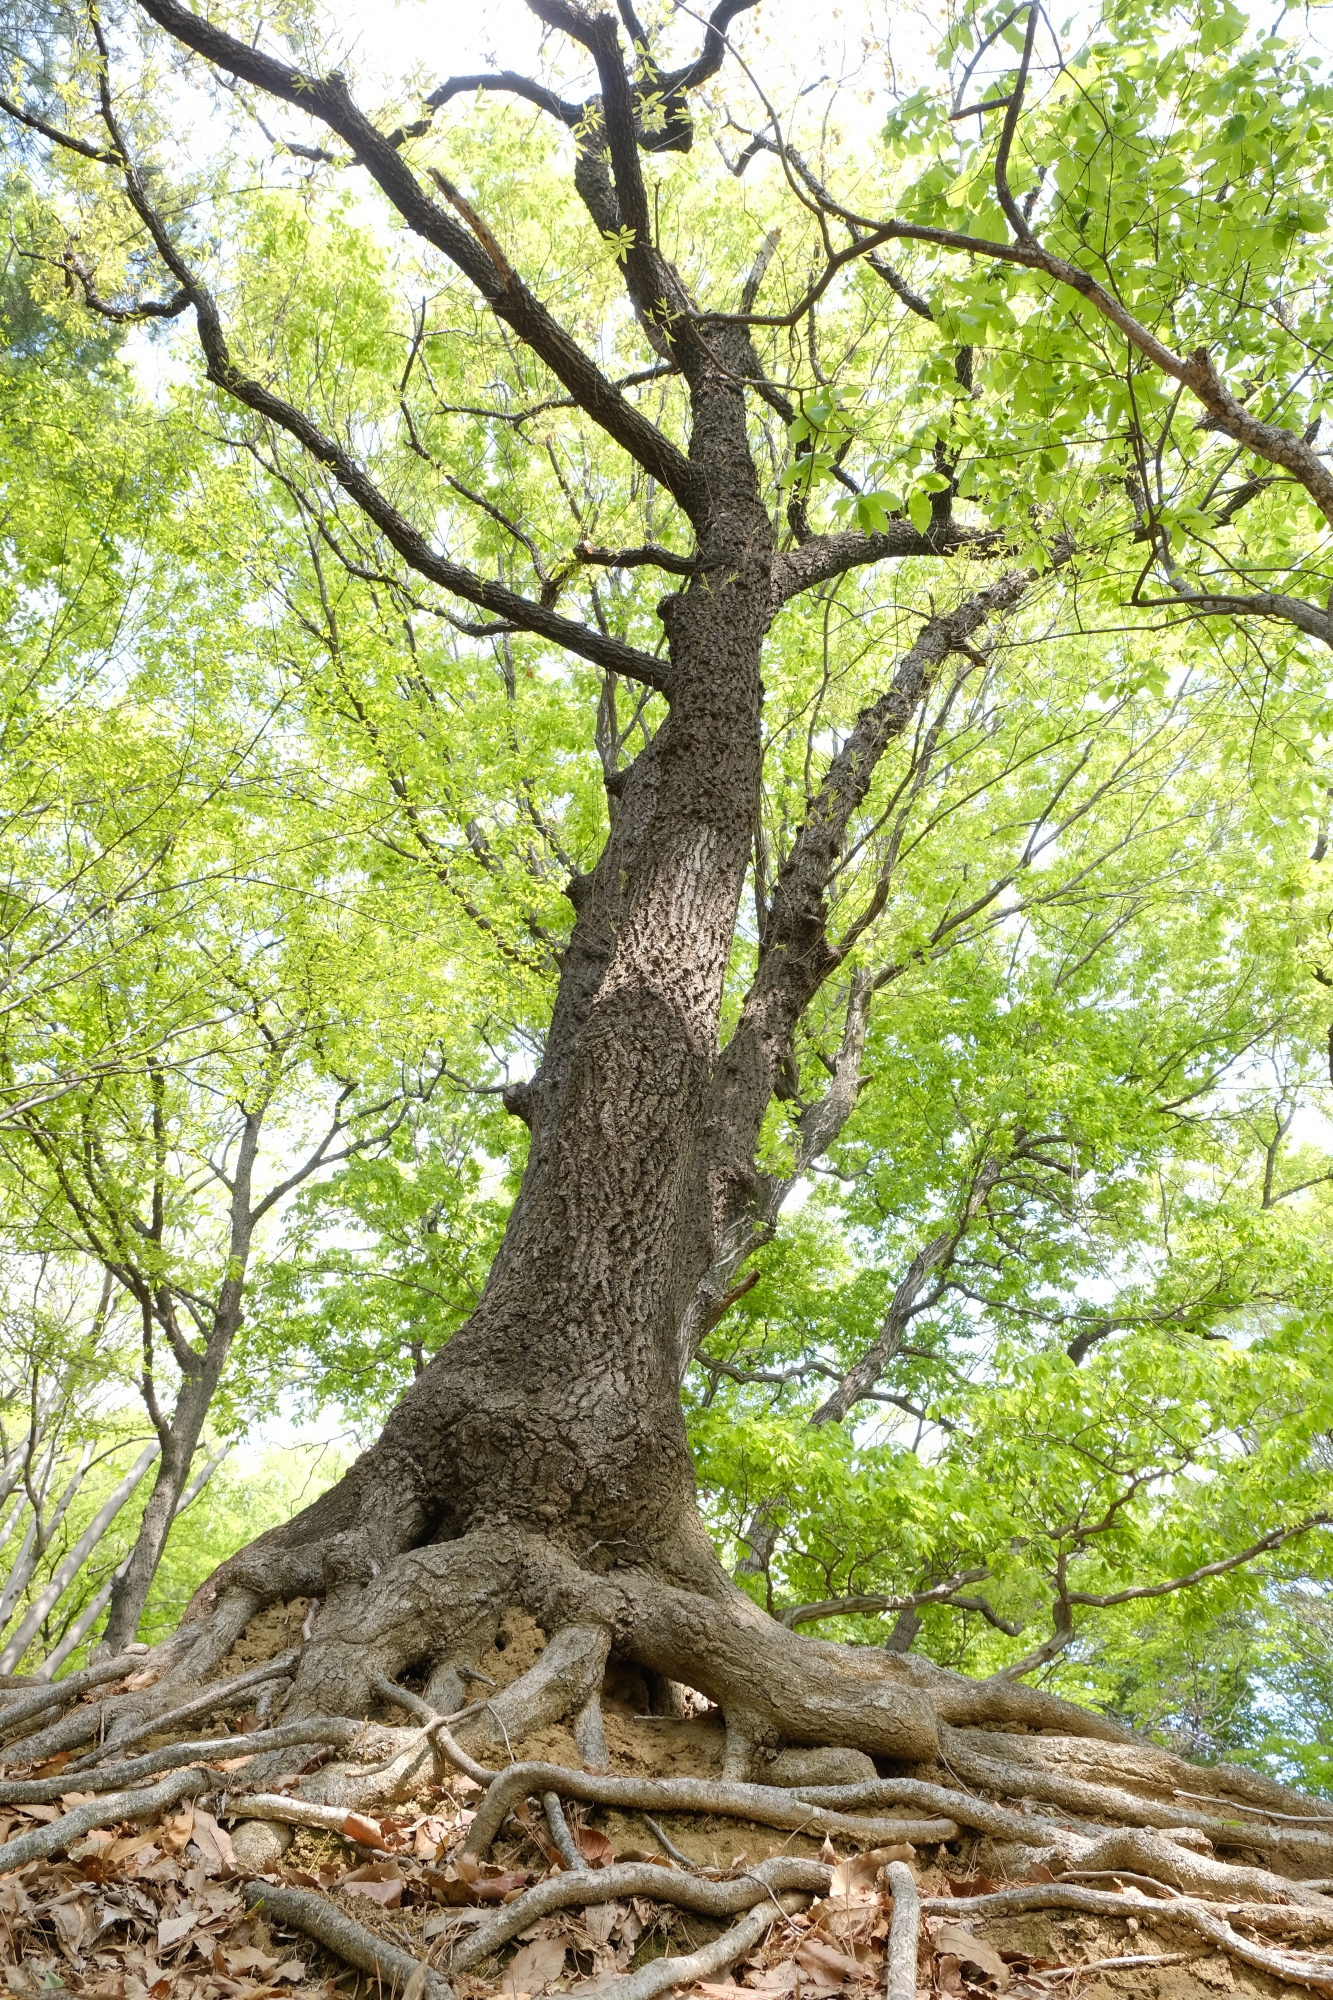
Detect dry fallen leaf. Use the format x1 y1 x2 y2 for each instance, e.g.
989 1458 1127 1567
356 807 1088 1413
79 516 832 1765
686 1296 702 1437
503 1935 567 1995
413 1814 454 1860
221 1946 279 1975
104 1833 158 1864
828 1846 914 1904
947 1874 998 1899
159 1807 196 1855
795 1935 862 1981
933 1923 1011 1990
745 1965 798 1991
190 1806 236 1875
573 1826 615 1868
344 1811 385 1847
342 1861 405 1908
583 1903 621 1945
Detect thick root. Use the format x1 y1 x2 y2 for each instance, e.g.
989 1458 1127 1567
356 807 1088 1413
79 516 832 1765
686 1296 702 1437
243 1881 453 2000
454 1759 961 1856
0 1768 207 1871
449 1854 830 1972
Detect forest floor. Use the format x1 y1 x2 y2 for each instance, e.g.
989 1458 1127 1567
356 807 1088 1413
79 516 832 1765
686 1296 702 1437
0 1600 1325 2000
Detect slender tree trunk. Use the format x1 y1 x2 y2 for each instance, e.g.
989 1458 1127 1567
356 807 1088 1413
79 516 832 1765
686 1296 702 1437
102 1120 260 1652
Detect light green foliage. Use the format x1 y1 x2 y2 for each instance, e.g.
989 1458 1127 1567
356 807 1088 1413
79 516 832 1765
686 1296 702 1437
137 1442 354 1645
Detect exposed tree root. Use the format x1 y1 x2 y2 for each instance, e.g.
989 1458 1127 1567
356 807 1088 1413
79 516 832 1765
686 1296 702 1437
0 1646 295 1769
262 1530 1133 1770
231 1791 399 1847
20 1547 1333 1998
1067 1827 1333 1906
0 1766 207 1870
242 1880 454 2000
587 1893 810 2000
883 1857 920 2000
448 1855 830 1972
448 1760 960 1857
928 1886 1333 1992
936 1724 1333 1859
0 1719 357 1803
542 1788 585 1871
64 1651 300 1771
933 1886 1333 1941
0 1647 179 1734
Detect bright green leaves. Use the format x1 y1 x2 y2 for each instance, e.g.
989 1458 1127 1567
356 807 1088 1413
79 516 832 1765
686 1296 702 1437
854 0 1333 637
780 390 856 497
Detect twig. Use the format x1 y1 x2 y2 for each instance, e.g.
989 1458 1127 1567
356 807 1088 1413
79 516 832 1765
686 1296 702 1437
486 1702 516 1764
243 1881 454 2000
644 1813 698 1869
1046 1955 1190 1979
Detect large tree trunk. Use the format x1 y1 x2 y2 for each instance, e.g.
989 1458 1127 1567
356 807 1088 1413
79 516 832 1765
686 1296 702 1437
168 357 1118 1781
181 351 796 1726
96 0 1132 1782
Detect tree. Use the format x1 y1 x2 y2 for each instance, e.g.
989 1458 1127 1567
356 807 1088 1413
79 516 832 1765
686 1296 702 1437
0 227 520 1654
6 0 1333 1797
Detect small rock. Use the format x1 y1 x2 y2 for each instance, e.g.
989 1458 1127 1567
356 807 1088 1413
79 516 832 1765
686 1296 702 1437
230 1820 295 1870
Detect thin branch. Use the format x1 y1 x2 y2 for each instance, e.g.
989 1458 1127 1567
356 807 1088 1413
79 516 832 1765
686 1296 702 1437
127 0 704 517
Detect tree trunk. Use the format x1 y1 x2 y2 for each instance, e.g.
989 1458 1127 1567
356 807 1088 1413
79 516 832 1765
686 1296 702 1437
79 0 1138 1776
102 1116 261 1653
170 354 1118 1779
194 352 774 1625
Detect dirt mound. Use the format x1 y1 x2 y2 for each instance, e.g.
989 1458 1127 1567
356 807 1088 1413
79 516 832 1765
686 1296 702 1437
214 1599 313 1679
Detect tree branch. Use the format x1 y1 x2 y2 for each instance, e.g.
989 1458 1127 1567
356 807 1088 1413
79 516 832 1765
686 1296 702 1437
0 92 117 160
127 0 704 517
72 68 673 692
771 523 1001 606
1066 1515 1331 1610
704 204 1333 528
